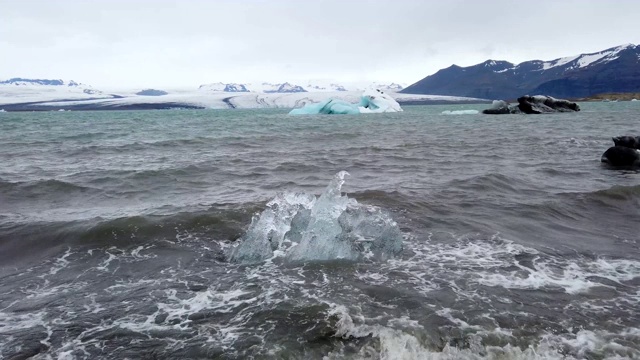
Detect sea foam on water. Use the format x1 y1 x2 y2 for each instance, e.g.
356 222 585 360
229 171 403 264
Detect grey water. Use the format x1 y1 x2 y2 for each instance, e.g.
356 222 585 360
0 103 639 359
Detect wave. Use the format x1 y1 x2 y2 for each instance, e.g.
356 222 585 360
0 205 263 266
0 179 98 198
61 137 218 156
59 132 110 141
546 184 640 218
443 173 541 195
588 184 640 202
0 167 215 202
24 165 220 191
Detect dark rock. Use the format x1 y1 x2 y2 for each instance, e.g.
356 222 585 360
612 136 640 149
136 89 168 96
223 84 249 92
601 146 640 167
482 95 578 114
516 95 580 114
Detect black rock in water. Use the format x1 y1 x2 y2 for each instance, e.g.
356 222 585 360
516 95 580 114
601 146 640 167
612 136 640 149
482 95 579 115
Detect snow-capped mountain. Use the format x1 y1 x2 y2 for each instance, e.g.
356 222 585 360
197 81 405 93
402 44 640 99
0 78 80 86
198 82 307 93
368 82 404 92
0 77 106 102
262 82 307 93
198 82 249 92
304 82 348 92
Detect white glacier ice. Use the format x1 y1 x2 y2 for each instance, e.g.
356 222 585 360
228 171 403 264
288 88 403 115
441 110 479 115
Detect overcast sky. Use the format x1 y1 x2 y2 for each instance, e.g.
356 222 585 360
1 0 639 89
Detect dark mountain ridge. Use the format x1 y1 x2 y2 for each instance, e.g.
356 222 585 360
402 44 640 99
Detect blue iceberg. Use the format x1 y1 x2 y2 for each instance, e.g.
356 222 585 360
289 88 403 115
289 98 361 115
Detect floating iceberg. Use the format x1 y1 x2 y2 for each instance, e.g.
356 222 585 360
288 88 403 115
229 171 404 264
441 109 479 115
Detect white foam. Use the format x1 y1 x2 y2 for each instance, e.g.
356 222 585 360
323 304 577 360
39 248 73 277
477 254 640 294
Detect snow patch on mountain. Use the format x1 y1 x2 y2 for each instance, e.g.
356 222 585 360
538 44 635 71
540 55 580 70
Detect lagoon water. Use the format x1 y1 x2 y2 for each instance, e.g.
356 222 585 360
0 103 639 359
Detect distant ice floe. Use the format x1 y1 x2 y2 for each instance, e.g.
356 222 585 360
288 88 403 115
229 171 403 264
441 109 479 115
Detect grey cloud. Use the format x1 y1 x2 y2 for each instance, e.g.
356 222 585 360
1 0 639 88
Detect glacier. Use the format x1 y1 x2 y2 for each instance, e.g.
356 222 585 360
228 171 404 264
0 79 487 110
288 88 403 115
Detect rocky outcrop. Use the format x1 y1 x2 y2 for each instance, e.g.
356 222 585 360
612 136 640 149
482 95 579 114
601 146 640 167
516 95 580 114
602 136 640 167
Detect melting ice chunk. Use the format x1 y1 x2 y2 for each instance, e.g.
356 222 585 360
289 88 403 115
229 171 403 264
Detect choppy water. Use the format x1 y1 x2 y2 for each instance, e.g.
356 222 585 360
0 103 639 359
